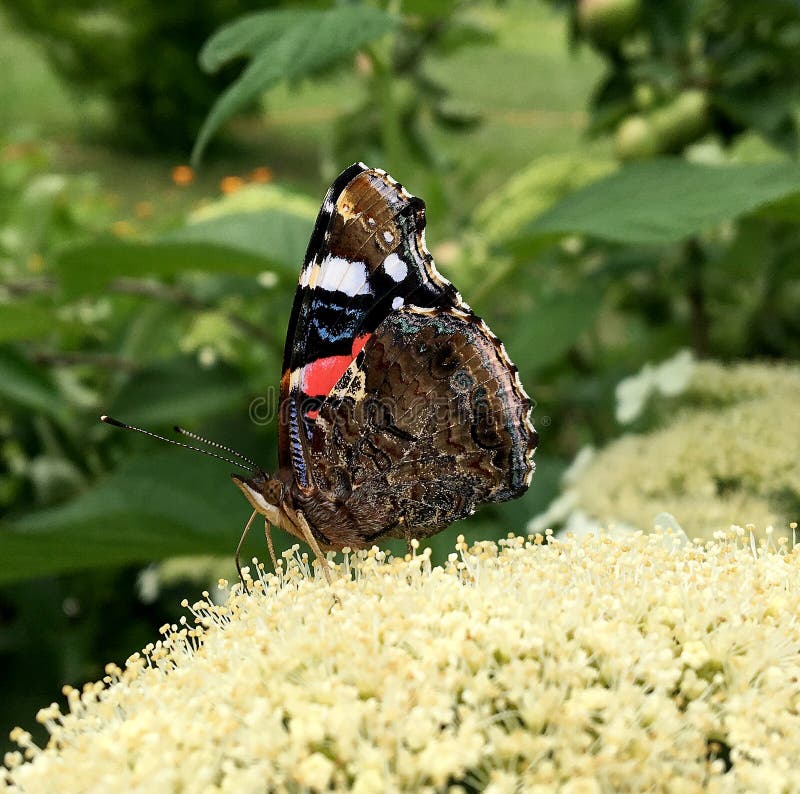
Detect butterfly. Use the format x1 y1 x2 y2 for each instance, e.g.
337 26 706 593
103 163 536 586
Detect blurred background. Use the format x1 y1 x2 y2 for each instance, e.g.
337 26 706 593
1 0 799 750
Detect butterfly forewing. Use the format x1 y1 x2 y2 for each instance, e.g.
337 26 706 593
278 163 459 485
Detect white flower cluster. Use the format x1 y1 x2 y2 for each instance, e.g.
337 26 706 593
532 360 800 538
4 529 800 793
615 349 696 424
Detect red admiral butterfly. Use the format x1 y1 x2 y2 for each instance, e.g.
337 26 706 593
104 163 536 586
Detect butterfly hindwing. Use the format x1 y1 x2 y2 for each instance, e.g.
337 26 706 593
291 305 536 549
278 163 460 484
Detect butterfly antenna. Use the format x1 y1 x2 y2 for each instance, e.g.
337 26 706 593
172 425 259 471
100 415 253 473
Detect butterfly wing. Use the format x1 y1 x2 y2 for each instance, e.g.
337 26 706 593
279 163 460 487
294 304 537 549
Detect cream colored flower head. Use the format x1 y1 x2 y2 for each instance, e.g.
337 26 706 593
533 359 800 538
615 349 696 424
4 529 800 793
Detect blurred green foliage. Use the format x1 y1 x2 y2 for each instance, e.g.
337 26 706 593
1 0 799 757
540 0 800 361
555 0 800 157
2 0 276 151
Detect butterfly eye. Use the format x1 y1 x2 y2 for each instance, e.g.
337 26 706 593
264 479 284 504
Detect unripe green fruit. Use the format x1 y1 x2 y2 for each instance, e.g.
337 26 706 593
577 0 641 47
650 89 710 152
633 83 656 110
615 114 660 160
615 90 710 161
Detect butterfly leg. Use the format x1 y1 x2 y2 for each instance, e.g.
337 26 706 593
264 519 278 573
294 510 334 587
235 509 258 593
400 519 419 559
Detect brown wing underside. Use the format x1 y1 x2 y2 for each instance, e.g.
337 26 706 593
291 306 536 550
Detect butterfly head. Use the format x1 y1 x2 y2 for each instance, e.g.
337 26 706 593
230 471 291 530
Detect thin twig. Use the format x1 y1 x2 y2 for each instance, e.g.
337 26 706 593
109 278 205 309
1 278 57 296
109 277 276 345
32 351 139 371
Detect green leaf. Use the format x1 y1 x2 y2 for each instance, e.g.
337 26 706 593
397 0 460 19
192 6 398 164
163 210 311 273
0 303 59 343
475 153 616 244
54 239 271 297
520 159 800 246
0 453 263 584
0 346 65 419
54 209 316 296
504 283 602 373
106 359 253 428
758 191 800 223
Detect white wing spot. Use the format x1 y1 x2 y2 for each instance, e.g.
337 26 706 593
315 255 371 296
383 252 408 282
383 231 394 244
392 296 404 309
